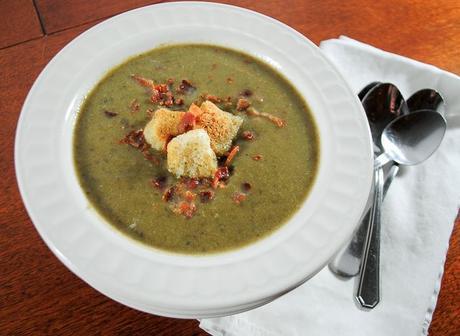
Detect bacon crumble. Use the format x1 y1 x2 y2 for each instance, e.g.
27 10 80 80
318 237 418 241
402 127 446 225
199 190 215 203
232 192 247 204
224 146 240 166
178 111 197 134
241 182 252 192
175 201 197 218
132 74 189 107
104 110 118 118
204 94 222 103
130 99 140 113
162 186 176 202
241 130 255 140
246 107 285 127
119 129 159 164
177 79 196 94
236 98 251 111
212 166 230 189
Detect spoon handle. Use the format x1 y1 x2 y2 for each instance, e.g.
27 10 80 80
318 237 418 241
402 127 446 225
374 152 391 169
356 167 384 308
329 164 399 278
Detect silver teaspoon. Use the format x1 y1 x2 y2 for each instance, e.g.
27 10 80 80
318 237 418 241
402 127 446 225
357 109 446 308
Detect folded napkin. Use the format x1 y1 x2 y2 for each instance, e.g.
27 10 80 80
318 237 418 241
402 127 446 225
200 36 460 336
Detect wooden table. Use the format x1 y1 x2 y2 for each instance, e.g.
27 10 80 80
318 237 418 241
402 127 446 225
1 1 459 334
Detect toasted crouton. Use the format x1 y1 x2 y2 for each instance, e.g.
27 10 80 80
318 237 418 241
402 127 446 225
167 129 217 178
143 108 185 150
198 101 243 155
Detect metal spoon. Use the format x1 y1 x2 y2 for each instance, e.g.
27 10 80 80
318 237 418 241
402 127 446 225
374 110 447 169
357 109 446 308
354 84 410 308
407 88 446 116
329 83 407 278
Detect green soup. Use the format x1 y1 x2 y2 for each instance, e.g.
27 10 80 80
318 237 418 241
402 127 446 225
74 44 319 254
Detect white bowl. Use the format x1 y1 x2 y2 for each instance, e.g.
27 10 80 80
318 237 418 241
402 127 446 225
15 2 373 318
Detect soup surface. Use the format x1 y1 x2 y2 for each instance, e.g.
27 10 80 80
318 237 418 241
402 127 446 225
74 44 319 254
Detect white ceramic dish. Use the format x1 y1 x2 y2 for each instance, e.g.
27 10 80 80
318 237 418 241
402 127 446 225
15 2 373 318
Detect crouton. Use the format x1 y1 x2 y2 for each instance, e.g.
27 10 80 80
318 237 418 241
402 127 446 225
167 129 217 178
143 108 185 150
198 101 243 155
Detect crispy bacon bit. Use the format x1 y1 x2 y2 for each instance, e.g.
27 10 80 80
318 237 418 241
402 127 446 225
185 178 200 190
174 97 184 105
146 108 155 118
224 146 239 166
176 201 197 218
241 182 252 192
246 107 285 127
150 89 161 103
132 74 180 107
199 190 215 203
177 79 196 93
241 130 255 140
178 111 197 133
162 186 176 202
227 77 234 84
204 94 222 103
212 166 230 189
120 129 160 164
232 192 247 204
184 191 196 202
131 74 155 89
252 154 263 161
236 98 251 111
104 110 118 117
240 89 253 97
119 129 148 150
158 91 174 107
130 99 140 113
156 84 169 93
151 176 167 190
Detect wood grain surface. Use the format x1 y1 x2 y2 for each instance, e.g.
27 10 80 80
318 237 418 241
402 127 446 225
0 0 43 49
1 1 459 335
34 0 163 33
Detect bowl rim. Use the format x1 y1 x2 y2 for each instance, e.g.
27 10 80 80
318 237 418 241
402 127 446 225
15 1 373 317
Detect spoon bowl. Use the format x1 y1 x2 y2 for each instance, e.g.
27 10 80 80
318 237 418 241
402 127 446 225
407 88 446 115
377 109 447 167
362 83 409 149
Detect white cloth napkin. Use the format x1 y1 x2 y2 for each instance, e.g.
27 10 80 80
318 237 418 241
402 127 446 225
200 36 460 336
